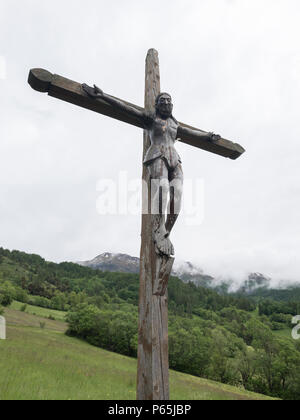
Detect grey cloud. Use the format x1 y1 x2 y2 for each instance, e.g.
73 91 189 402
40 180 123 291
0 0 300 285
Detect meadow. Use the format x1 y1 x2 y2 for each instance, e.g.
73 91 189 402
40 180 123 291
0 306 274 400
10 301 66 322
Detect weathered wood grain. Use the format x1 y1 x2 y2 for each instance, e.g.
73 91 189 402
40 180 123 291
137 49 174 401
28 68 144 129
28 69 245 160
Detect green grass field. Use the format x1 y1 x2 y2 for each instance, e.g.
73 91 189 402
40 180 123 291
10 301 67 322
0 307 275 400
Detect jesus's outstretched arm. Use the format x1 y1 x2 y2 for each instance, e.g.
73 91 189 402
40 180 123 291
177 124 221 143
82 83 152 127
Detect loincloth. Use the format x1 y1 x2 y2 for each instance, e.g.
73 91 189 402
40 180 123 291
143 144 182 170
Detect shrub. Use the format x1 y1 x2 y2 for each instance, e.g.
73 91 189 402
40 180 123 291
0 282 14 307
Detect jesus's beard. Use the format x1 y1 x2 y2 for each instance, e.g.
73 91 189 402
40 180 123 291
157 104 173 118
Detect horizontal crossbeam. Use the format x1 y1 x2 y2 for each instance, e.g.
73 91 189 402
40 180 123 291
28 68 245 160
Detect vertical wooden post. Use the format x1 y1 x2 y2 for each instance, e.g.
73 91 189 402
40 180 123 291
137 49 174 401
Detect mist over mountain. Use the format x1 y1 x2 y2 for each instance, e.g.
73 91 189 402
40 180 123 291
78 252 299 294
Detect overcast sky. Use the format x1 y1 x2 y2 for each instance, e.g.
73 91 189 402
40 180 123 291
1 0 300 285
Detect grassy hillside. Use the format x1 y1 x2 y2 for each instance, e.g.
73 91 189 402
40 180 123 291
10 301 66 322
0 306 274 400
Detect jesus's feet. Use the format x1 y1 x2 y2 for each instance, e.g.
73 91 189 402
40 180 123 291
154 231 174 257
152 214 175 257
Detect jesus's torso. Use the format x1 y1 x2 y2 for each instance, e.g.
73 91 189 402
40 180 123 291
143 116 181 169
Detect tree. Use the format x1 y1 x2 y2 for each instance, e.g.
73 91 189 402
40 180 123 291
235 347 258 389
169 326 212 378
207 327 241 385
273 339 300 398
0 281 15 306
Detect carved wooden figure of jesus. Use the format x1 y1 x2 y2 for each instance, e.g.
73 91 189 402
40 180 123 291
82 84 220 256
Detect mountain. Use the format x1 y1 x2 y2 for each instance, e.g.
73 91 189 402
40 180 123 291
78 252 271 294
79 253 140 274
238 272 271 293
78 252 206 279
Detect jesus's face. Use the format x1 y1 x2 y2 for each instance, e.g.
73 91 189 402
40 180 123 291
156 94 173 118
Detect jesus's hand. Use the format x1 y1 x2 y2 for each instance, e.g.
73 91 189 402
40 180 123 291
82 83 103 98
93 85 104 97
208 132 221 142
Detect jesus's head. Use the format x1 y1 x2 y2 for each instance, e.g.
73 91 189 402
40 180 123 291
155 93 173 118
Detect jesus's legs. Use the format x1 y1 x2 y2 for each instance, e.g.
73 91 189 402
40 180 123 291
147 158 174 256
165 164 183 236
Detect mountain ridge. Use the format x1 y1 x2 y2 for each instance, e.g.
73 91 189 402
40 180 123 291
78 252 298 295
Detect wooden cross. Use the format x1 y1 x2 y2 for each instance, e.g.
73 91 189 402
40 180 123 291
28 49 245 401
